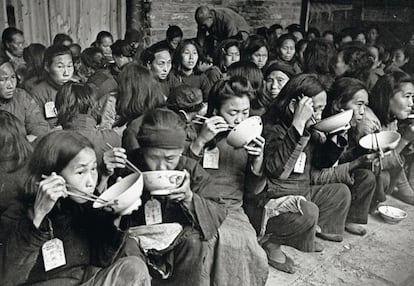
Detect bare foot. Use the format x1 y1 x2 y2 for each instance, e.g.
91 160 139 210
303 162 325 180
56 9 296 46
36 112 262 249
345 222 367 236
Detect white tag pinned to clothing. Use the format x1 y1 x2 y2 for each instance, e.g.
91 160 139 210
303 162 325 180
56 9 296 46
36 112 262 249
42 238 66 271
294 152 307 174
144 198 162 225
44 101 57 118
203 147 219 169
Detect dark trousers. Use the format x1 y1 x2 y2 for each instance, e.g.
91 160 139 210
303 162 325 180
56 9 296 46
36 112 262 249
347 169 376 224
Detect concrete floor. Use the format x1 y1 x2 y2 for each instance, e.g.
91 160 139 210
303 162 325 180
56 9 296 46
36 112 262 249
265 196 414 286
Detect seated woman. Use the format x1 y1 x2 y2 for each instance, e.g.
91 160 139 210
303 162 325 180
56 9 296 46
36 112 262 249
80 47 118 118
55 81 121 170
0 131 150 286
268 33 302 74
248 74 351 274
0 58 49 140
30 45 74 128
170 39 211 101
317 77 378 235
166 84 207 145
188 77 269 285
104 108 228 285
141 41 174 98
205 38 241 85
117 63 166 151
111 39 136 72
356 71 414 206
0 111 32 214
243 35 269 72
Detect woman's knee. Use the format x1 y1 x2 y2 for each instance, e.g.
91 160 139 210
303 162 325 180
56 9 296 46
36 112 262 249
116 256 150 285
299 201 319 228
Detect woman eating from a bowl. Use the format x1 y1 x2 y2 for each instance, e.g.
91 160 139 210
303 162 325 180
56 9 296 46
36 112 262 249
104 108 228 285
0 131 150 286
314 77 378 235
249 74 351 274
187 76 269 286
356 71 414 207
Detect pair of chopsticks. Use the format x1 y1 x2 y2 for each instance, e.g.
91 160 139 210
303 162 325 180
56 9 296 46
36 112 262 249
192 115 234 130
374 132 384 170
40 175 109 204
105 143 141 174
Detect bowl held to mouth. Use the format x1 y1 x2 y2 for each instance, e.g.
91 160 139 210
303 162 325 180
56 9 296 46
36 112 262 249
359 131 401 151
142 170 186 194
226 116 263 148
312 110 353 133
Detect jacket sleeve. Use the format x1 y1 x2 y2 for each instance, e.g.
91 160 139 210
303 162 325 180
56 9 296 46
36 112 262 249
21 89 50 136
183 159 227 240
310 163 354 185
0 205 51 286
200 74 212 102
263 124 311 180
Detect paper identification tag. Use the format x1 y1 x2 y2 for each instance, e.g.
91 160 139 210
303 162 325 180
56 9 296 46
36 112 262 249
44 101 57 118
42 238 66 271
294 152 307 174
144 199 162 225
203 147 219 169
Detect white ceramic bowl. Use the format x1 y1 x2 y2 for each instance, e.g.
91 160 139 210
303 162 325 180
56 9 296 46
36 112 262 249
142 170 185 194
378 205 407 224
226 116 263 148
93 173 143 214
359 131 401 151
313 110 353 133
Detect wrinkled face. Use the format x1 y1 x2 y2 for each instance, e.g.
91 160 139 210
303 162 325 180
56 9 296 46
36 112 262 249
60 148 98 204
169 37 182 50
218 95 250 126
311 91 327 121
279 39 295 62
392 49 409 67
181 44 198 71
224 45 240 68
266 70 290 98
143 147 183 171
390 82 414 120
151 50 172 80
47 54 74 86
334 52 349 77
98 36 113 57
344 89 369 124
251 46 268 70
6 33 24 57
355 33 366 45
0 63 17 100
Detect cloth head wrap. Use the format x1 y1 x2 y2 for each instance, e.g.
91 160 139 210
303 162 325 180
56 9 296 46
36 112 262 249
137 126 186 149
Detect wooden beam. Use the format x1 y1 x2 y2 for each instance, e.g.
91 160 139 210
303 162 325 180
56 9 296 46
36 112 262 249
300 0 310 31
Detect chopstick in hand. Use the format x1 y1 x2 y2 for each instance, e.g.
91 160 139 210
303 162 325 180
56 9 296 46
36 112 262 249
105 143 141 174
374 133 384 170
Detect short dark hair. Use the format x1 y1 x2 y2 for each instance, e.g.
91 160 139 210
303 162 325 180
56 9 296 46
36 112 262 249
95 31 113 45
43 45 72 68
173 39 202 72
370 71 414 125
166 25 183 41
80 47 106 70
52 33 73 46
2 27 23 48
25 131 94 199
304 39 336 75
140 41 171 65
263 73 325 125
55 82 100 127
111 40 136 58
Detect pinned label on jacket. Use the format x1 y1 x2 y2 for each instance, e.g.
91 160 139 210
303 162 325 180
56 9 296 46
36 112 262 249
203 147 219 169
44 101 57 118
42 238 66 271
294 152 307 174
145 198 162 225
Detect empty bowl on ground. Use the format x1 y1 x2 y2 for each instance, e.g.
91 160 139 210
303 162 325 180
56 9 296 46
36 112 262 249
226 116 263 148
313 109 353 134
93 172 143 214
142 170 186 195
378 205 407 224
359 131 401 152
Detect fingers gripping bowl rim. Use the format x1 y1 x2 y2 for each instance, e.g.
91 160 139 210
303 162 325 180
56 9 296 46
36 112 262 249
226 116 263 148
142 170 186 195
